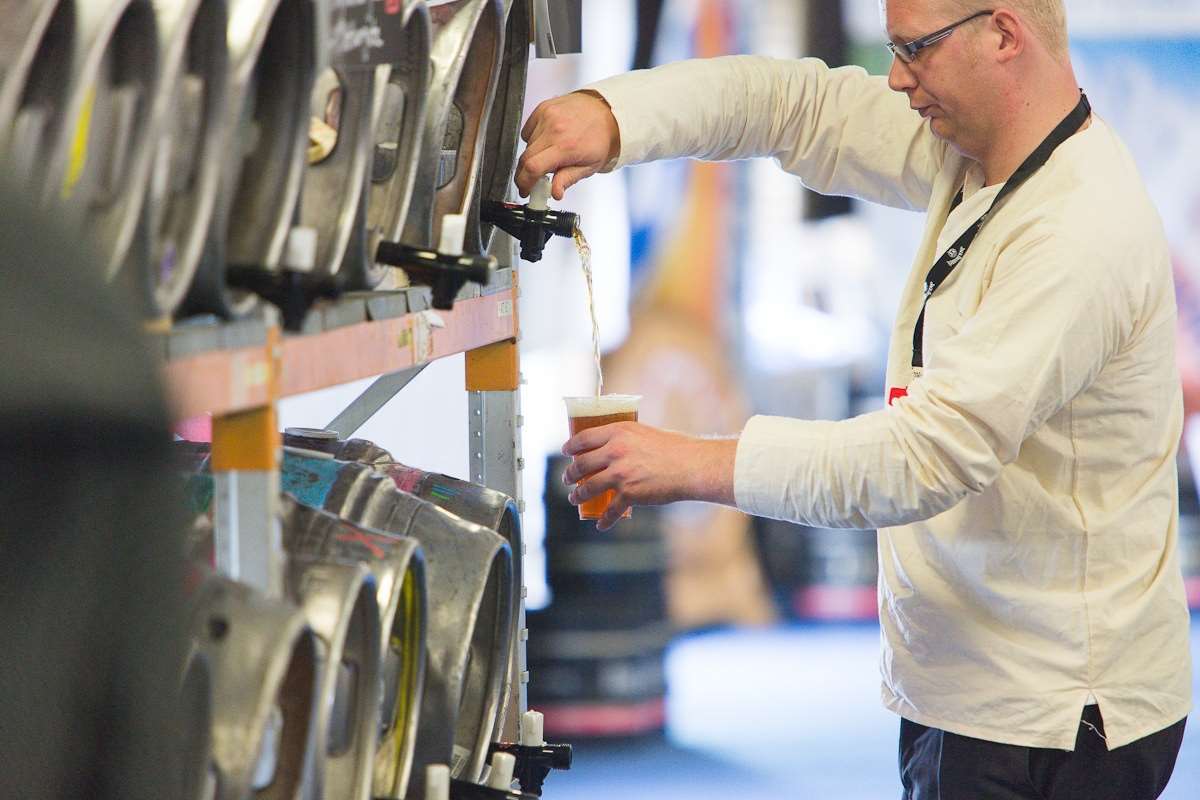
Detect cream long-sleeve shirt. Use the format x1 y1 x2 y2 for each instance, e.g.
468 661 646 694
587 56 1192 750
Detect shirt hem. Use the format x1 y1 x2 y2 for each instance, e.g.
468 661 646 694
881 687 1193 751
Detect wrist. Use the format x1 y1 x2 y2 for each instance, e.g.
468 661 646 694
573 89 621 169
685 436 738 506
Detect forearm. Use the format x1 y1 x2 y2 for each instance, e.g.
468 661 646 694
586 55 944 209
734 408 997 530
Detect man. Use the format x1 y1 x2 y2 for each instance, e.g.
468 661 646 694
515 2 1192 798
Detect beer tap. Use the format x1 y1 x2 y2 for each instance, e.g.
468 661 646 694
486 710 573 797
449 751 541 800
374 214 497 310
226 226 345 331
482 176 579 263
422 756 542 800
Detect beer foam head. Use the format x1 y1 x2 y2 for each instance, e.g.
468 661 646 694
563 394 641 418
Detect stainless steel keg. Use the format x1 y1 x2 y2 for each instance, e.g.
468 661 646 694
350 0 431 289
280 494 428 800
189 573 321 800
280 453 513 791
0 0 76 189
285 556 382 800
184 0 322 317
136 0 230 318
470 0 529 252
400 0 502 254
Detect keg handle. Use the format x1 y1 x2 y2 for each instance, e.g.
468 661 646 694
444 777 541 800
224 226 345 329
485 742 573 797
482 177 579 263
375 213 496 310
225 266 343 331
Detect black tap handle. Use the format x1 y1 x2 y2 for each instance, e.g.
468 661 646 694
443 778 539 799
481 201 580 263
486 742 573 796
374 240 496 310
226 265 344 331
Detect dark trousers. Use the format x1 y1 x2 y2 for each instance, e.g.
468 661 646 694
899 706 1187 800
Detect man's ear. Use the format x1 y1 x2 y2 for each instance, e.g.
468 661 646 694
991 9 1025 64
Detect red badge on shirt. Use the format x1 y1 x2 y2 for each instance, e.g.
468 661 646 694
888 387 908 406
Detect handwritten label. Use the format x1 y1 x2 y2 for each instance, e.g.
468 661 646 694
330 0 410 69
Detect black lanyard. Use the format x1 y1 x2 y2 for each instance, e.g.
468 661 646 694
911 92 1091 370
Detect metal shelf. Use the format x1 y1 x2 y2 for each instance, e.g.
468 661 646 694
159 272 517 419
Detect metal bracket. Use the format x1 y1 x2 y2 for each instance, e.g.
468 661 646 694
470 386 527 739
324 363 429 439
213 470 285 597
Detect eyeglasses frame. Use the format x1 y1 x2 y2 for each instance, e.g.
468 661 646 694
886 9 995 64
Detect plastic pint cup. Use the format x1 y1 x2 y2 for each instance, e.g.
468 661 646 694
563 394 641 521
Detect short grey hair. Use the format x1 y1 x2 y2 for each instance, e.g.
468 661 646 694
941 0 1069 56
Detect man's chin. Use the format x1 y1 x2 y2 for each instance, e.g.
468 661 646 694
927 117 954 144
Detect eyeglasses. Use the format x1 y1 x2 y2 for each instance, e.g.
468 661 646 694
886 10 993 64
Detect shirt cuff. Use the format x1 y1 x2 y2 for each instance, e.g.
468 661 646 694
582 75 648 172
735 415 815 520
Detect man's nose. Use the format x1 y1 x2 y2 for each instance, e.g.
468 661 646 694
887 55 918 93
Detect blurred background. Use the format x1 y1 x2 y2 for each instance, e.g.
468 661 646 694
278 1 1200 796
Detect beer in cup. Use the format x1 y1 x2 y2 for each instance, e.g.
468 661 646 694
563 395 641 521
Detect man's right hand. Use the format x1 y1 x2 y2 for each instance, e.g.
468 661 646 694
514 90 620 201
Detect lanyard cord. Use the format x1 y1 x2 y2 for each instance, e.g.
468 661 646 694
911 92 1092 370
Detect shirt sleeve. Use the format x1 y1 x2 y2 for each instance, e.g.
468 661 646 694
733 223 1136 529
585 55 947 212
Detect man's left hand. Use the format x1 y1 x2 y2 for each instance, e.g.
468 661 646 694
561 422 738 531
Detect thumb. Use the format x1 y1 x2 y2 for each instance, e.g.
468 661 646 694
552 165 595 201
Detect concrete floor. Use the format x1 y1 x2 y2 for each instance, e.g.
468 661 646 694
546 618 1200 800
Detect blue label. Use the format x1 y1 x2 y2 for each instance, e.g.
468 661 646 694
280 454 343 510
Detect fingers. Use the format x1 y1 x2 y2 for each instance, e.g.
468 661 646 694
516 91 614 198
567 467 618 506
564 470 629 532
596 500 630 532
552 165 594 201
514 144 564 196
520 113 537 144
562 425 615 457
520 99 550 143
562 449 606 485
